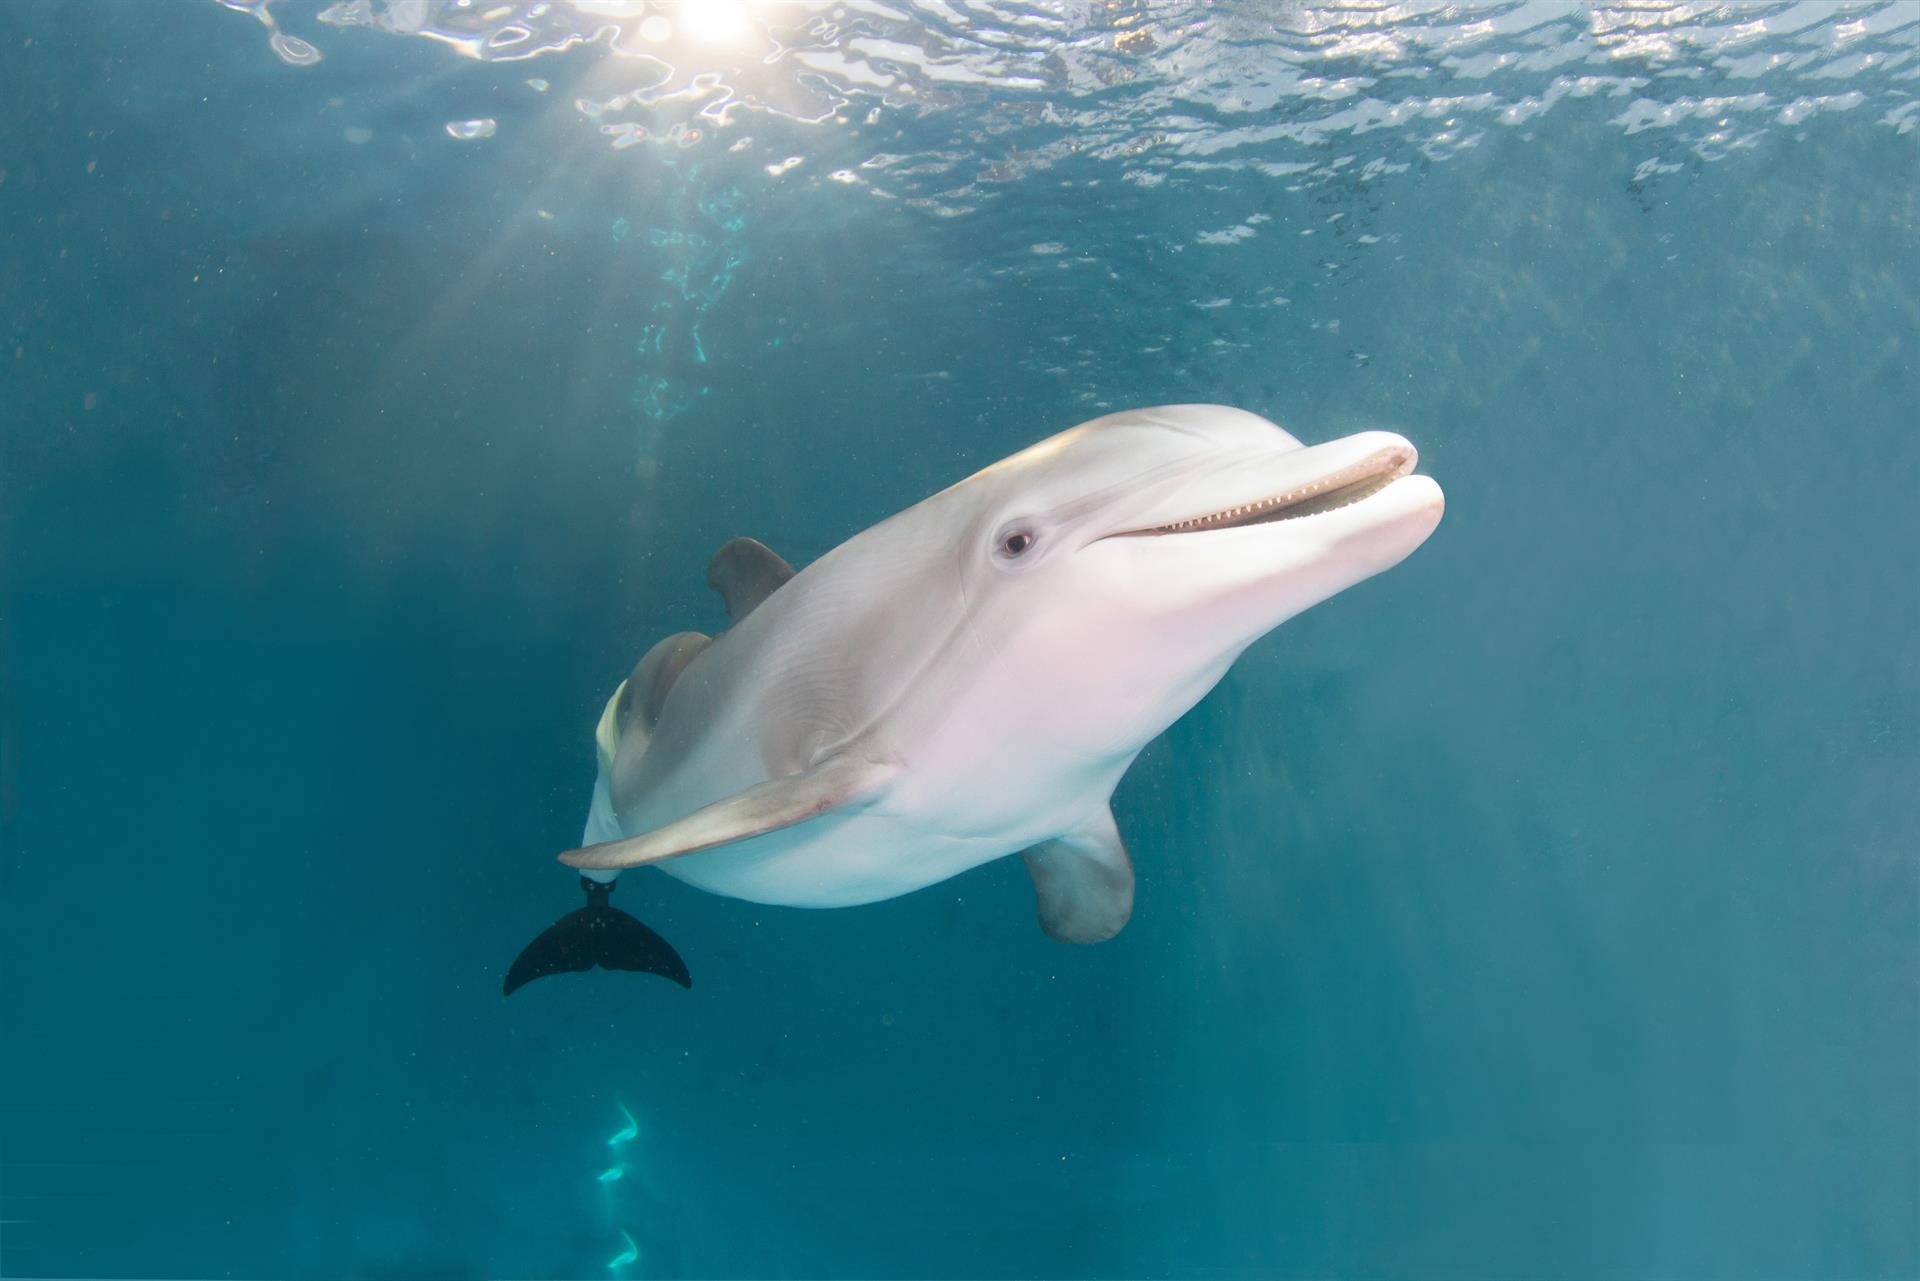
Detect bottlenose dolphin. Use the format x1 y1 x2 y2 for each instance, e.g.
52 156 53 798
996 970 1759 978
504 404 1442 994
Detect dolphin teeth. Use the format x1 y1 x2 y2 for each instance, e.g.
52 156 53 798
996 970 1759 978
1133 446 1414 537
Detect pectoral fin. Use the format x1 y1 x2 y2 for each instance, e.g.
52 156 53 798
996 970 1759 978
1022 809 1134 944
707 537 796 624
559 751 900 871
617 630 710 751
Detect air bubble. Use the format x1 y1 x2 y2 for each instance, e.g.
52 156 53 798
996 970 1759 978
445 118 498 141
269 32 322 66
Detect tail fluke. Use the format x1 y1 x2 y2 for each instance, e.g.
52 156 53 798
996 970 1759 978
504 877 692 995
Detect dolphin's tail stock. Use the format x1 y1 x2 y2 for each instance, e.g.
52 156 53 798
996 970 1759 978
503 877 692 995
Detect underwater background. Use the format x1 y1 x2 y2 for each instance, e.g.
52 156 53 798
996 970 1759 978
2 2 1916 1278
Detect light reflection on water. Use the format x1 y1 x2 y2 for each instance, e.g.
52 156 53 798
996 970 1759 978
208 1 1920 452
216 0 1918 203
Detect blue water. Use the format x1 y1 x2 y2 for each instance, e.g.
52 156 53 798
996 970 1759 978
3 2 1917 1277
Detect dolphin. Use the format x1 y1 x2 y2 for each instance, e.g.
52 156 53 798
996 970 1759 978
504 404 1442 994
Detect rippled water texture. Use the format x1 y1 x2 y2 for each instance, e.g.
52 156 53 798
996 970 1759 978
215 2 1920 188
201 0 1920 434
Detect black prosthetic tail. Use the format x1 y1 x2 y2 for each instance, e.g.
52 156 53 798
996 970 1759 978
504 877 691 995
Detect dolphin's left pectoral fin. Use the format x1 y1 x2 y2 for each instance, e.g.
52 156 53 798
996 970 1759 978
1022 809 1134 944
559 751 901 871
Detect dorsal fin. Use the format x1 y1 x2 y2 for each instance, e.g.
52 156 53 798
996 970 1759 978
707 537 796 624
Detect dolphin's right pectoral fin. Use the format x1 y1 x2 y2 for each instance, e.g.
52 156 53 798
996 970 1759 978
621 630 711 746
1023 809 1134 944
559 751 901 871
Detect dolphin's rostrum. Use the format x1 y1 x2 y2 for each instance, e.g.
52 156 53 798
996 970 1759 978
505 404 1443 993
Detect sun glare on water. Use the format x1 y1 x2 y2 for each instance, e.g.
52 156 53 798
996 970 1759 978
676 0 756 47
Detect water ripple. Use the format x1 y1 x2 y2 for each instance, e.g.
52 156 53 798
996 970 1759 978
225 2 1917 212
214 1 1919 417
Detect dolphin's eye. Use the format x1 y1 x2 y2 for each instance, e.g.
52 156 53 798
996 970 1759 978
997 528 1037 559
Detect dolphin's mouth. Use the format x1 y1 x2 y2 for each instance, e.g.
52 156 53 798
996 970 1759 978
1112 445 1419 537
